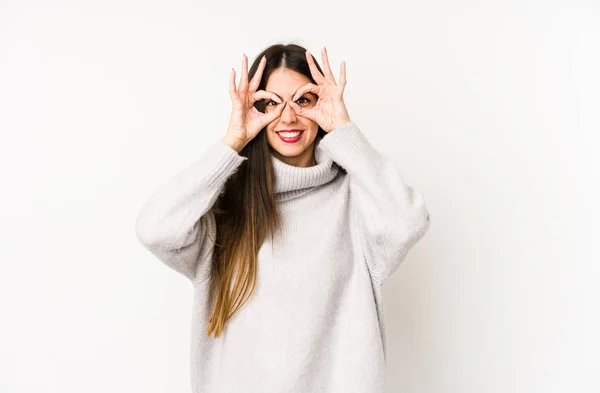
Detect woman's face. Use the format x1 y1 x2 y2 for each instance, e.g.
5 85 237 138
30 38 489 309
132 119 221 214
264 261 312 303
264 67 319 167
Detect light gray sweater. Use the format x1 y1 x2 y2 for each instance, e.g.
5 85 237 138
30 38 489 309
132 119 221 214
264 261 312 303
135 121 430 393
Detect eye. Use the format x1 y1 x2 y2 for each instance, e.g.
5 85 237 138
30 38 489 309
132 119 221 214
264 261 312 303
296 96 310 105
265 96 311 107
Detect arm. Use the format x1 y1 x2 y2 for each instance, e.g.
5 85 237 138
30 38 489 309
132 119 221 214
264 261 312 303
318 121 431 286
135 138 247 282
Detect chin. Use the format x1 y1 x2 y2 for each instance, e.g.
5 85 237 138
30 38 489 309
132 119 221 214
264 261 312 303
269 144 303 157
270 137 317 156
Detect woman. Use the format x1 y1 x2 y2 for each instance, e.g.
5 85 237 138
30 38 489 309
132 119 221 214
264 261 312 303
135 43 430 392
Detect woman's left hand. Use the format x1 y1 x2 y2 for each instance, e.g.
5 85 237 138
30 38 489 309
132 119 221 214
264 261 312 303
289 47 352 133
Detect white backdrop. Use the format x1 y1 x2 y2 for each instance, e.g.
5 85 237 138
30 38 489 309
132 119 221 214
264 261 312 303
1 1 598 392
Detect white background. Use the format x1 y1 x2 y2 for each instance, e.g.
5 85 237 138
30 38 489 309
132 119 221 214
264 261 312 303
1 1 598 392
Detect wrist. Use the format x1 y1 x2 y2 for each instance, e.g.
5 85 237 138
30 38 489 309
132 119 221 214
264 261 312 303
222 134 247 153
331 118 351 131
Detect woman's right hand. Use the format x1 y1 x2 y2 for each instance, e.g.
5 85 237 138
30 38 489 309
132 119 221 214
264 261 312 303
224 54 286 152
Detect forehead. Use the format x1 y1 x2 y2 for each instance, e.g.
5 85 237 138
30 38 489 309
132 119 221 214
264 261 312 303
265 68 311 97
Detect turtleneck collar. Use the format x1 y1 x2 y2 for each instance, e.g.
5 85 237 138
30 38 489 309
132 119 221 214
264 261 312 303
270 140 341 201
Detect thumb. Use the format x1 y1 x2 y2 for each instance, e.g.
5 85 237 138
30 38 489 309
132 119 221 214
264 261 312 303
263 100 287 123
261 101 285 127
289 101 316 122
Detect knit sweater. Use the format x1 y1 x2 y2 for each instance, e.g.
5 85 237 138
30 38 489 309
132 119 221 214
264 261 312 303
135 121 430 393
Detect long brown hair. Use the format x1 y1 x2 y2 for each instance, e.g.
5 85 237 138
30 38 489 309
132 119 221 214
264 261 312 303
206 43 327 337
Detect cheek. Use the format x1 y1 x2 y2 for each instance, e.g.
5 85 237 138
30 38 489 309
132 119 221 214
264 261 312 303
307 122 319 134
265 123 277 134
299 118 317 130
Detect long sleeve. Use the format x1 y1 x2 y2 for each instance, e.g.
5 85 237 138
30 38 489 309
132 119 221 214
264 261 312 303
317 121 430 286
135 138 248 283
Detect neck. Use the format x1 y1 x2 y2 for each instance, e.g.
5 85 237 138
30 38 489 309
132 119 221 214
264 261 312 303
271 143 317 168
270 140 341 198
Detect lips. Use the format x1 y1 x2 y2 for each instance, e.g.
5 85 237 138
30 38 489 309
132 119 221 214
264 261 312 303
276 129 304 143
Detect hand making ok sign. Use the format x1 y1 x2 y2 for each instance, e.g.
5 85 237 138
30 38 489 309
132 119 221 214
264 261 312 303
288 47 352 133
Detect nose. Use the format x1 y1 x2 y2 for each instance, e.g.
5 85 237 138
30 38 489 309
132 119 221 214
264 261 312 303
279 100 297 123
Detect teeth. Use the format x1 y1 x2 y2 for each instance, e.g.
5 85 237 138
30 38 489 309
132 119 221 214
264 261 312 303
279 131 302 137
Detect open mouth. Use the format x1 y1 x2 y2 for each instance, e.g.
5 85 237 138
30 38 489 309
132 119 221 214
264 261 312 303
276 130 304 143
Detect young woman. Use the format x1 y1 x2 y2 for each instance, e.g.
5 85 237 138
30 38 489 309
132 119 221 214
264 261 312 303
135 43 430 392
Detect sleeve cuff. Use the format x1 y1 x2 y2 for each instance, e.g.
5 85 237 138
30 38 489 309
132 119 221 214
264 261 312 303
197 138 248 190
317 121 373 169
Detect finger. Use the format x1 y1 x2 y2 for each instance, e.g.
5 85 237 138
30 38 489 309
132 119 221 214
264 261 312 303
263 100 287 124
305 50 326 85
321 47 335 83
248 55 266 93
273 100 287 115
339 61 347 93
239 53 249 92
252 90 282 104
292 83 320 102
289 101 316 122
229 68 239 101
